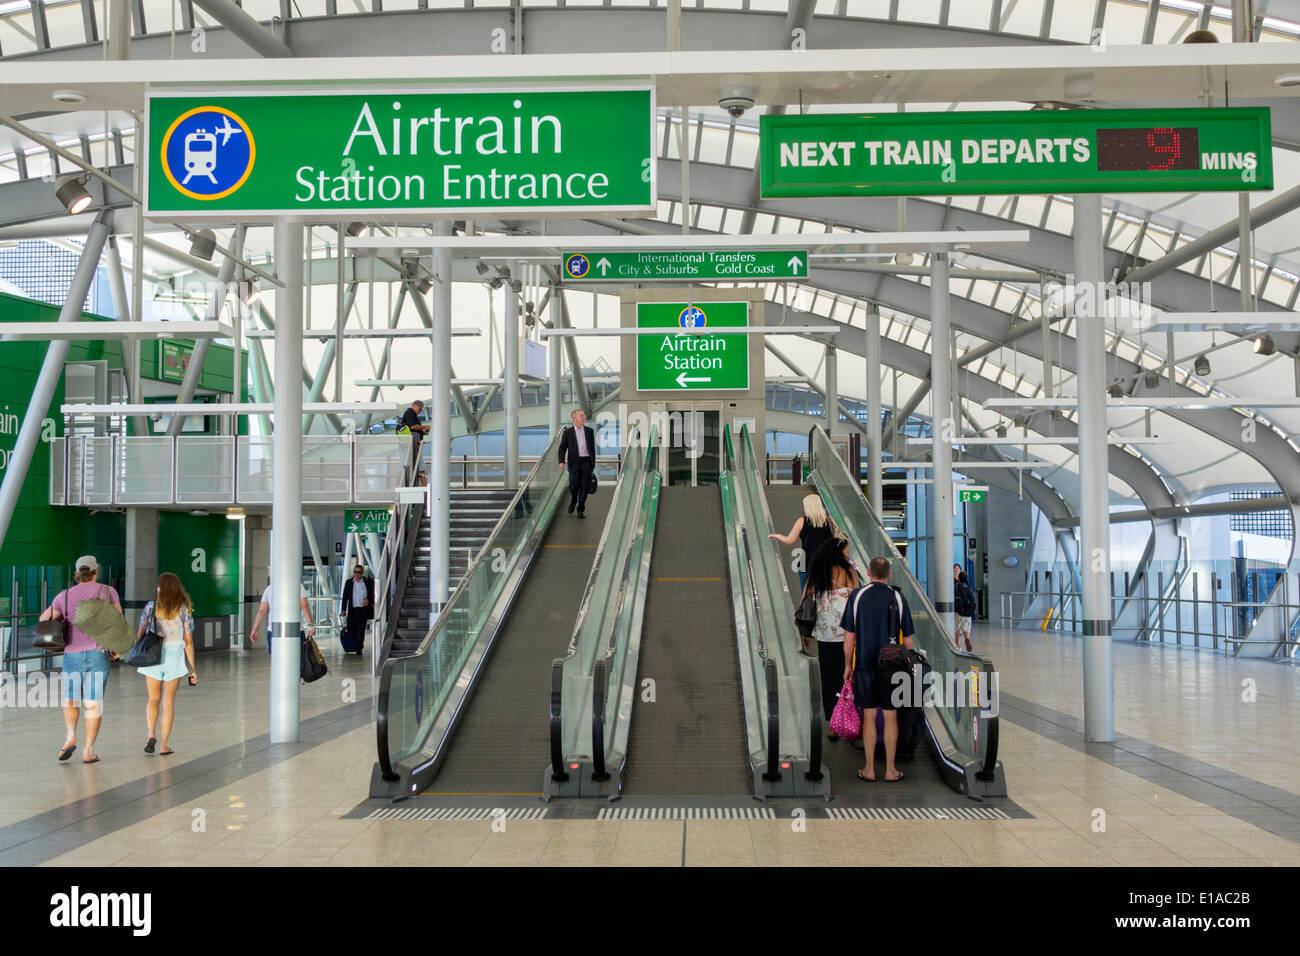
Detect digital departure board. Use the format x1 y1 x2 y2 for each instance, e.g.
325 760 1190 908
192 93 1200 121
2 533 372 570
761 108 1272 198
1096 127 1200 172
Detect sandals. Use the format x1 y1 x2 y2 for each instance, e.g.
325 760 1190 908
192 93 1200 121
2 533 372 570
58 744 76 762
144 737 157 755
82 756 100 764
856 770 905 783
885 771 905 783
856 770 875 782
159 748 174 756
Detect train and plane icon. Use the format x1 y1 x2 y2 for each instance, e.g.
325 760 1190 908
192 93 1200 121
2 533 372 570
181 115 244 185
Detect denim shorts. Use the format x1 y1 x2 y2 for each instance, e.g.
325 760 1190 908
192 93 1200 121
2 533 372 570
62 649 110 703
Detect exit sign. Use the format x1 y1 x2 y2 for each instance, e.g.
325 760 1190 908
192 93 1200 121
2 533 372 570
563 250 806 282
1010 537 1028 550
960 489 986 504
635 301 749 391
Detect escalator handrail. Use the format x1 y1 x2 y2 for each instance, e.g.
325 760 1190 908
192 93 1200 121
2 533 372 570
548 659 568 783
762 657 781 782
805 424 1000 774
375 428 564 782
736 425 823 781
590 658 610 782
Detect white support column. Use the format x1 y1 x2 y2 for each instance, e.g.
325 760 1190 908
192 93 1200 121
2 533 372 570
865 307 883 518
1073 193 1115 744
270 217 304 745
824 345 838 436
0 214 109 547
548 284 562 439
504 266 520 488
930 253 955 632
430 223 452 610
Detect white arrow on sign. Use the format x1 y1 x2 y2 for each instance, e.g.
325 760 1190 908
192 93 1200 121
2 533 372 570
676 371 711 388
596 257 612 275
787 255 803 271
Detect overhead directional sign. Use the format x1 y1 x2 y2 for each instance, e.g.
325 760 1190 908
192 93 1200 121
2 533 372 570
563 250 807 282
959 489 986 504
146 87 656 218
635 301 749 391
760 107 1272 197
345 508 391 534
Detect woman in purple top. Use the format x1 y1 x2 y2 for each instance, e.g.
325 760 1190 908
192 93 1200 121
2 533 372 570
39 555 122 764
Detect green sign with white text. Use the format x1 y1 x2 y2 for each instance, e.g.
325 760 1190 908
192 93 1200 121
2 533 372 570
761 108 1272 198
563 250 806 282
960 489 986 504
635 302 749 391
345 508 391 534
146 88 655 218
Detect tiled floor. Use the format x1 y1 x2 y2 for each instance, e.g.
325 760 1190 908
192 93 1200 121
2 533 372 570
2 626 1297 867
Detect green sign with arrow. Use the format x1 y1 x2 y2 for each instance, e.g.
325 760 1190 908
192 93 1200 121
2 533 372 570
563 250 806 282
345 508 391 534
959 489 986 504
635 301 749 391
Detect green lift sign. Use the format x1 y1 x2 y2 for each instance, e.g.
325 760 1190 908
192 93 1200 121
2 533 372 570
146 88 655 218
760 107 1272 197
345 508 390 534
635 301 749 391
562 250 807 282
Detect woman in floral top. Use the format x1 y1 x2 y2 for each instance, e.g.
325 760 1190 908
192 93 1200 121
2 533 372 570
804 536 859 738
136 572 197 756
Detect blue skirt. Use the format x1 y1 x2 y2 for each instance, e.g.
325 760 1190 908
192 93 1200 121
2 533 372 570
138 643 188 682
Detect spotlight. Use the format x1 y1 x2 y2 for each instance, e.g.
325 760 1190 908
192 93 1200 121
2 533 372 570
1144 371 1160 389
346 222 368 239
1253 334 1275 356
188 229 217 261
243 279 261 306
489 277 503 291
1194 354 1211 377
54 174 93 215
894 252 915 267
524 302 536 328
1108 382 1125 399
509 279 522 294
415 276 433 296
475 260 491 276
1184 29 1219 43
995 424 1007 438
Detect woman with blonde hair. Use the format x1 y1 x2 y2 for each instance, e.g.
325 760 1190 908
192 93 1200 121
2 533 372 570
769 492 839 592
136 572 197 756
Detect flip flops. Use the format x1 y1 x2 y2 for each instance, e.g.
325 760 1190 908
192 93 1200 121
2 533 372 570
159 748 174 756
884 771 905 783
58 744 76 762
82 756 100 764
144 737 157 755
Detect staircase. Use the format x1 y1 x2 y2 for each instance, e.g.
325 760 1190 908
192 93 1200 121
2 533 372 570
388 489 517 657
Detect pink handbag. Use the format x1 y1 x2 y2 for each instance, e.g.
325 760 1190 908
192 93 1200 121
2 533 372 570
829 679 861 740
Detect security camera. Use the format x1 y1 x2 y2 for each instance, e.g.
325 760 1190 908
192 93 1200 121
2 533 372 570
718 83 755 119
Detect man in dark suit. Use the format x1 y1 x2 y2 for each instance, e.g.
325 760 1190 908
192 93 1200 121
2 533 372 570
338 564 375 655
557 408 596 518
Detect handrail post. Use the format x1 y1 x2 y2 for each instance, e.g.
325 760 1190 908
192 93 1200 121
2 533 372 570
170 435 178 506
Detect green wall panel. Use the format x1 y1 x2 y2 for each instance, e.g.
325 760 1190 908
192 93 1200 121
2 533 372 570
156 512 240 617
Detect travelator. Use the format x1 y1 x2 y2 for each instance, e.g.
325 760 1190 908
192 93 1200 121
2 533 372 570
545 424 828 800
802 425 1006 798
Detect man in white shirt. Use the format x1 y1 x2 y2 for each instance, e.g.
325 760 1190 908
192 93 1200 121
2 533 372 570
338 565 374 655
557 408 596 518
248 580 315 655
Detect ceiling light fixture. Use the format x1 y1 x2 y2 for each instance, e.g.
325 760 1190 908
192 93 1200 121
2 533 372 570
1253 333 1276 355
243 279 261 306
1274 74 1300 88
415 276 433 296
346 222 369 238
1194 354 1211 377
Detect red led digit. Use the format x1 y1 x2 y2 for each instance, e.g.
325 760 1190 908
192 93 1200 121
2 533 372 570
1146 127 1182 171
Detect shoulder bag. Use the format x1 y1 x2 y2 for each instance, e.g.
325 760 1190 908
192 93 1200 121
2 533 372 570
301 635 328 683
876 585 919 675
795 591 817 638
125 603 164 668
33 616 66 651
73 585 136 655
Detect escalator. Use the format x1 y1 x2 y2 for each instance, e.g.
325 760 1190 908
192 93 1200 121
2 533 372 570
546 425 827 800
372 429 610 798
787 426 1006 799
620 486 750 795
